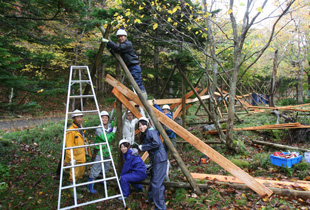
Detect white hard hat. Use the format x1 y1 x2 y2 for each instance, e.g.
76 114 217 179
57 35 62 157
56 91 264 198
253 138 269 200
100 110 109 117
138 117 149 124
162 104 170 110
116 29 127 36
72 110 83 118
119 139 131 147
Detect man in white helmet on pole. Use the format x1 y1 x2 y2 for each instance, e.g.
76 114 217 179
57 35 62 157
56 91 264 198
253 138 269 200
101 29 148 99
87 110 117 194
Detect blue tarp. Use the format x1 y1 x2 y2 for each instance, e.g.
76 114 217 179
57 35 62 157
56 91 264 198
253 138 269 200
251 93 269 105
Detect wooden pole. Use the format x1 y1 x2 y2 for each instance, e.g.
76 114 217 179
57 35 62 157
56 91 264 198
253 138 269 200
270 50 278 107
82 25 112 105
138 181 310 198
115 62 123 175
252 139 310 152
182 76 186 128
109 53 202 194
176 66 226 142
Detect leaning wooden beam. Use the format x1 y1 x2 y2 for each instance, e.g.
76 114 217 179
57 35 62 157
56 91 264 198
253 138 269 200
106 61 202 194
105 74 273 197
172 87 199 116
247 106 309 112
139 181 310 198
252 139 310 152
129 94 219 107
191 173 310 191
205 123 310 134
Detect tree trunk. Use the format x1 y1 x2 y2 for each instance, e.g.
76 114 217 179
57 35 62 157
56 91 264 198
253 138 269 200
308 72 310 98
252 139 310 152
115 62 123 175
297 61 304 104
270 50 278 107
182 76 186 128
154 45 159 98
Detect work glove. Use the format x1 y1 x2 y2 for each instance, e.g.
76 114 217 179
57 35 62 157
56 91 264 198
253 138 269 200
101 37 109 43
152 99 156 105
138 145 143 151
70 159 76 165
112 126 117 133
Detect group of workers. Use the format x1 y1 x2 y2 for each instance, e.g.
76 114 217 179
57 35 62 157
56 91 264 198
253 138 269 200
65 102 175 210
64 28 178 210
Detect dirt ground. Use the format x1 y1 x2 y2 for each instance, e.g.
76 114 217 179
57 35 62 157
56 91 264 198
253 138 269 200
0 116 64 131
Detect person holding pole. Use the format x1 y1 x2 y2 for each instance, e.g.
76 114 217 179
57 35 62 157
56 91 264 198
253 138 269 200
101 29 148 99
137 117 167 210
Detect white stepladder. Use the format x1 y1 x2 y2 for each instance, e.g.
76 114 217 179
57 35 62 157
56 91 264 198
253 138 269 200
57 66 126 210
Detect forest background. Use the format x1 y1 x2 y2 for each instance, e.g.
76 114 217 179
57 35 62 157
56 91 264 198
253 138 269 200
1 0 310 150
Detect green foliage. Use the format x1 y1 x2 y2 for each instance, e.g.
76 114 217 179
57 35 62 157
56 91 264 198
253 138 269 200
280 166 294 177
0 102 41 115
251 153 271 169
175 188 187 202
277 98 298 106
230 158 250 168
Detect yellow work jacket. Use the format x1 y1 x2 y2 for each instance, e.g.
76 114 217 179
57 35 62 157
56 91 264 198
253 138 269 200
65 123 86 164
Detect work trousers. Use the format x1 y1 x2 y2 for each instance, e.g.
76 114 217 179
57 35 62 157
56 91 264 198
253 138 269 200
69 164 85 182
89 155 111 179
120 171 147 197
148 160 167 210
128 65 145 91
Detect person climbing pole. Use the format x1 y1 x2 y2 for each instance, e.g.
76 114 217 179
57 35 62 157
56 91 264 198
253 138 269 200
101 29 148 99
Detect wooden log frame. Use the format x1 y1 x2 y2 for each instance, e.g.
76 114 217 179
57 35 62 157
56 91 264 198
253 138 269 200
205 122 310 135
173 87 199 119
109 53 202 194
191 173 310 191
105 74 273 197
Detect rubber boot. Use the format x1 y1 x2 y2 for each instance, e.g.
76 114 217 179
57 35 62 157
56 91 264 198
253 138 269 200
87 178 98 194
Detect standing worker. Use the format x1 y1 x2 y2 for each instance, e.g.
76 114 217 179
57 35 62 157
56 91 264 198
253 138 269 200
65 110 89 198
88 110 117 194
137 117 167 210
118 139 147 199
101 29 148 99
122 107 145 145
153 99 177 152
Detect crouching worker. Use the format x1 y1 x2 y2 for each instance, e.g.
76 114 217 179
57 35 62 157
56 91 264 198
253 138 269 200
137 117 167 210
119 139 147 199
88 110 117 194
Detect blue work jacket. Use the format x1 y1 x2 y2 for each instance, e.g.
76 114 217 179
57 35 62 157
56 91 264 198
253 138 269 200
140 128 167 164
154 104 176 139
121 148 147 176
